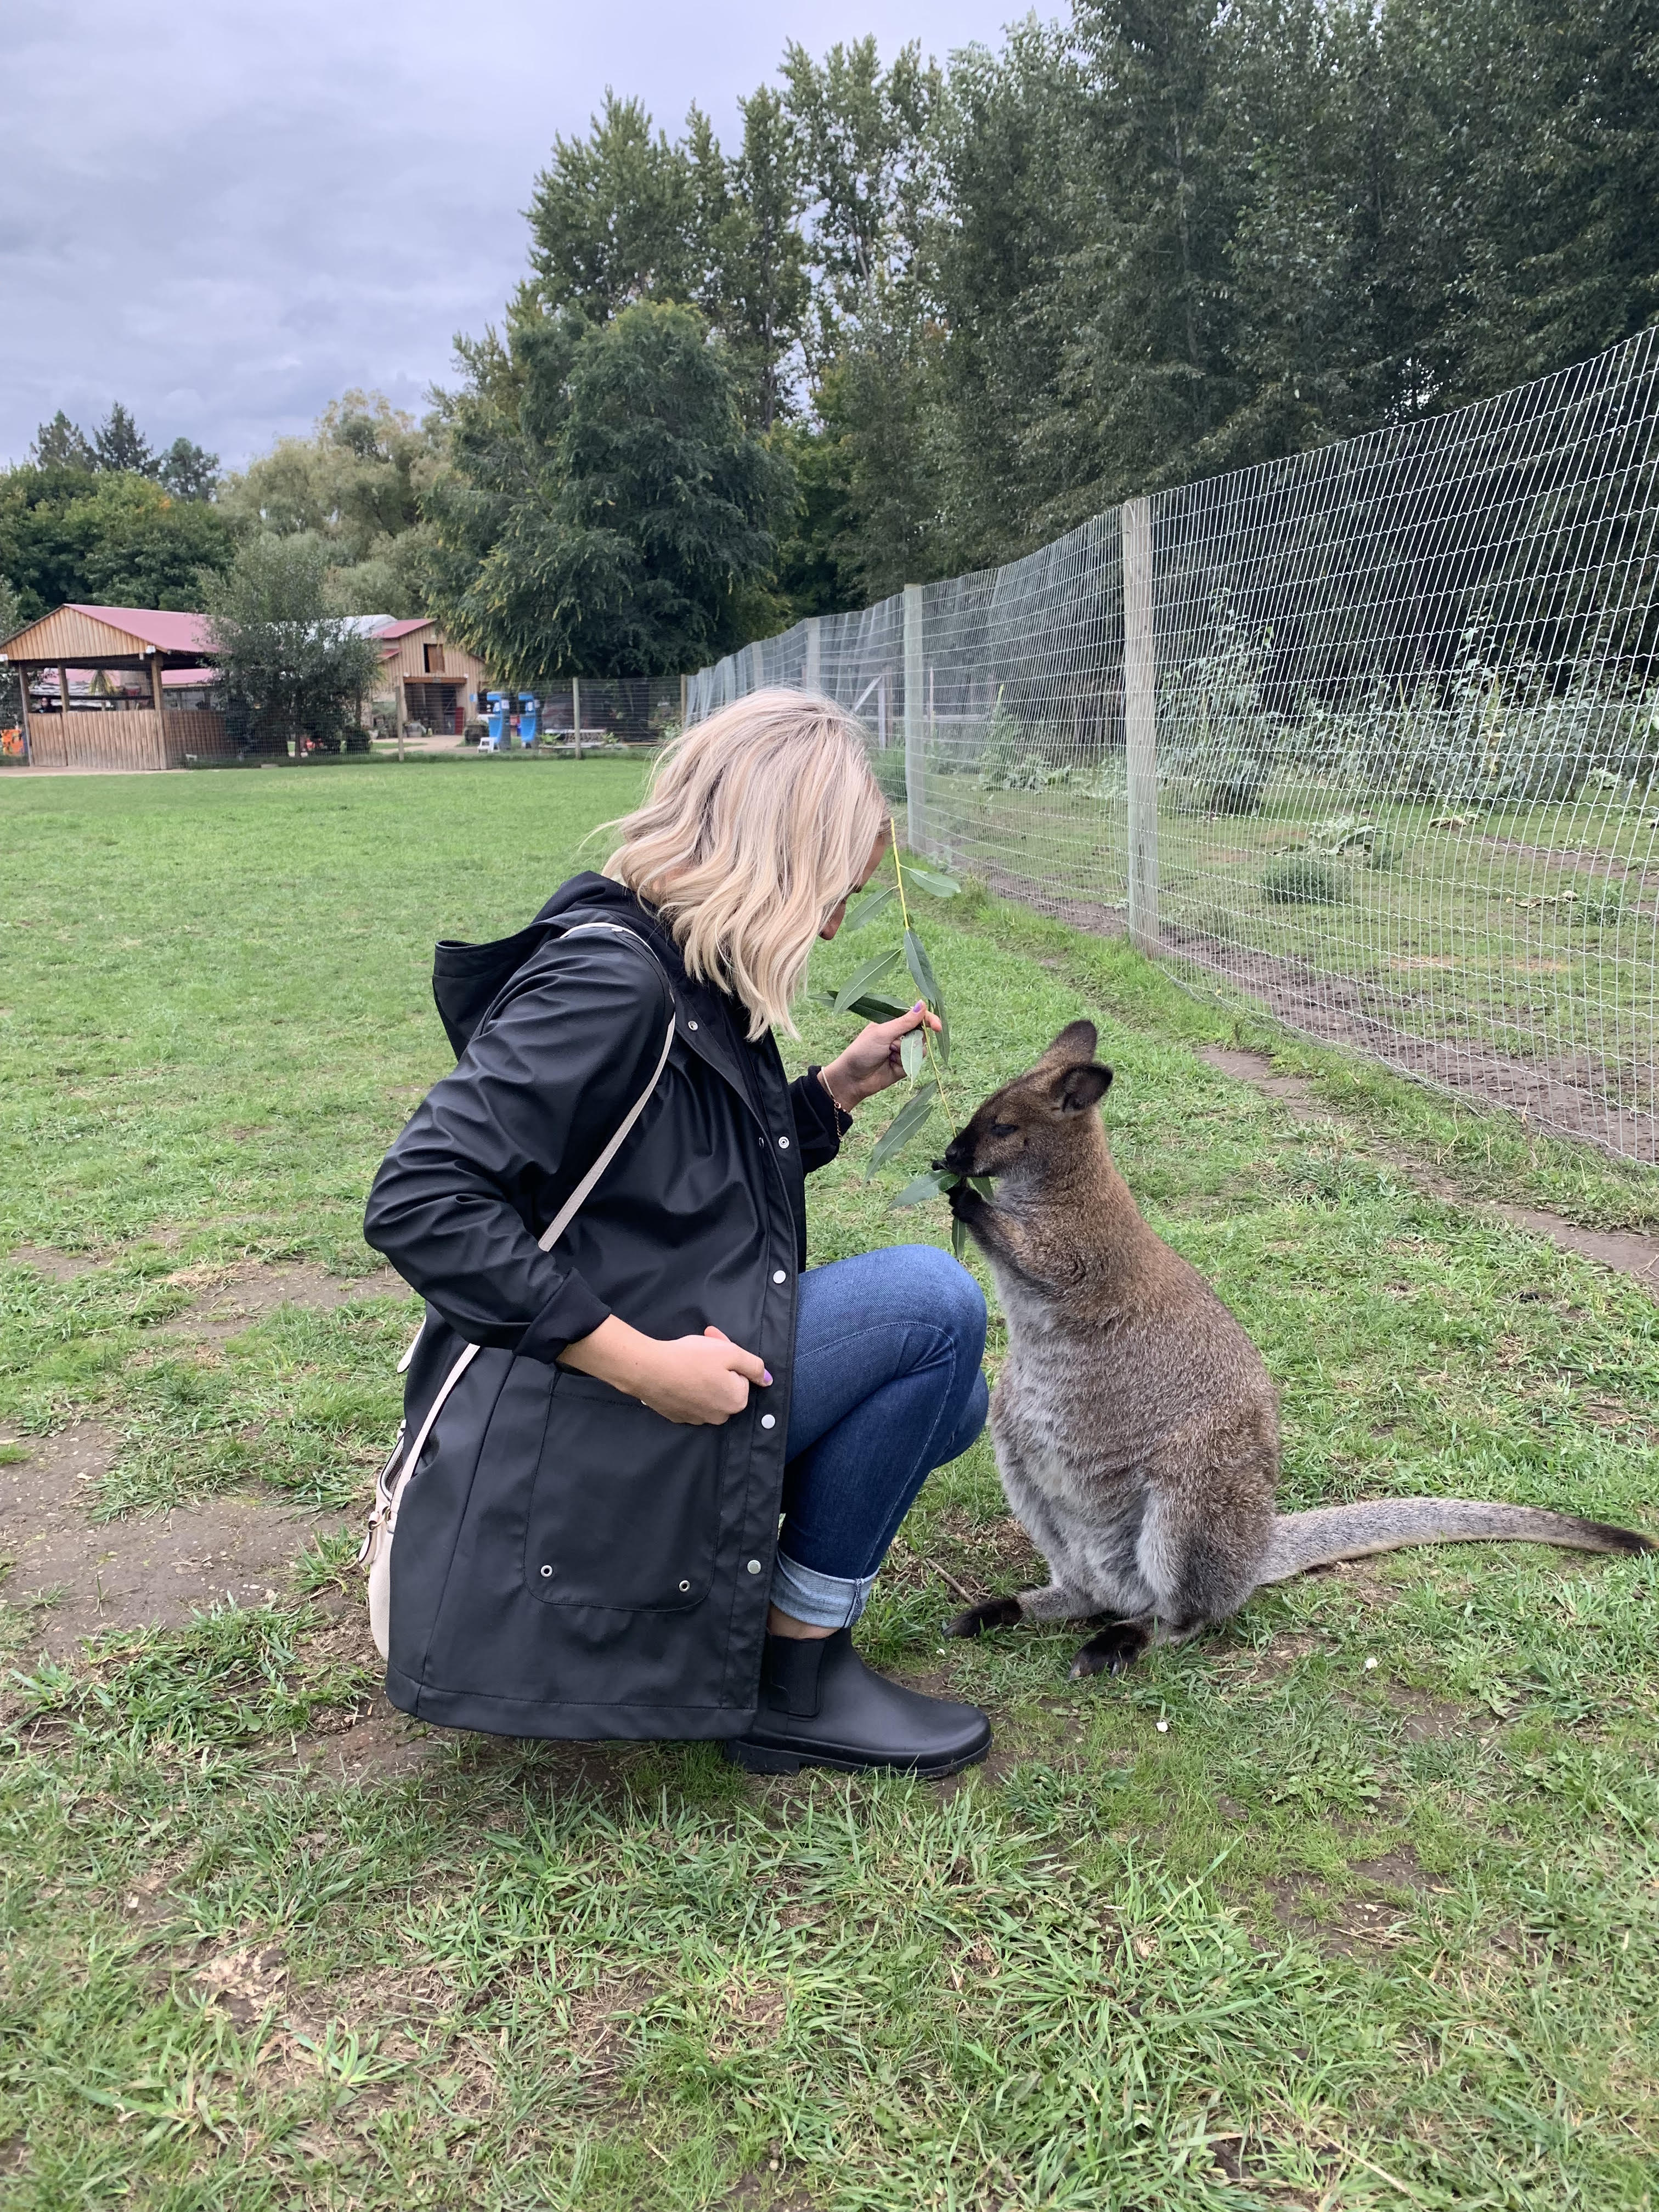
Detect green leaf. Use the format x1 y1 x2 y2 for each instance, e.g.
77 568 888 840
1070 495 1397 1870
935 1003 951 1067
899 1028 927 1080
904 929 945 1013
951 1215 969 1261
845 991 912 1022
865 1081 938 1177
901 862 960 899
892 1168 958 1208
833 948 902 1013
968 1176 997 1200
841 883 899 932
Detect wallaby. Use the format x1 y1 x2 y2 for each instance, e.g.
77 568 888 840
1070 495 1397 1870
939 1020 1652 1679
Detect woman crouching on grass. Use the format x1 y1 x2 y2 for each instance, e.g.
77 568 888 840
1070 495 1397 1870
363 691 991 1776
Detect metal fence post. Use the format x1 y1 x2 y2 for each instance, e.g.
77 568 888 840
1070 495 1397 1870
572 674 582 760
903 583 926 854
804 616 821 694
1122 498 1159 954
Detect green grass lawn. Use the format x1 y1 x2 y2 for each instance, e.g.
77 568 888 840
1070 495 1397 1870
2 759 1657 2209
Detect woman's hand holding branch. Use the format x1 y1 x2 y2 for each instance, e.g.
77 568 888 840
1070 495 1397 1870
821 1002 943 1110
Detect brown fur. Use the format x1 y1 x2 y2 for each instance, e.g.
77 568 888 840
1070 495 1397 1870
940 1022 1651 1678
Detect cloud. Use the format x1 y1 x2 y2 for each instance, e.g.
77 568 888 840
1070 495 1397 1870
1 0 1030 470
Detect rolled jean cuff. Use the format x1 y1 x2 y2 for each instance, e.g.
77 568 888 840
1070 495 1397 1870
769 1548 878 1630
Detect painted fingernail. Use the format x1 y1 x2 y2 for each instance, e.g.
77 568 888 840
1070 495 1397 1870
763 1369 773 1385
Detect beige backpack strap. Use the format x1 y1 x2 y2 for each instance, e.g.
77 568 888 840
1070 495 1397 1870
365 924 675 1658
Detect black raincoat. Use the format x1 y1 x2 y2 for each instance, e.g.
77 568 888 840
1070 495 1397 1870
363 872 847 1740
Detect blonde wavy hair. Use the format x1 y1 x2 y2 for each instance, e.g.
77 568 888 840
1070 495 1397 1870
603 689 888 1039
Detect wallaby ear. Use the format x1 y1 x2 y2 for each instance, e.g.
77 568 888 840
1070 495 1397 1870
1046 1018 1098 1063
1052 1062 1113 1114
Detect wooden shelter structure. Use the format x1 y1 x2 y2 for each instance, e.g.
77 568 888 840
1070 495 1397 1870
370 617 487 737
0 605 234 769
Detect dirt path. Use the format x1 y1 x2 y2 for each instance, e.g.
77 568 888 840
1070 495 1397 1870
0 1421 353 1657
1198 1045 1659 1295
1 1258 409 1660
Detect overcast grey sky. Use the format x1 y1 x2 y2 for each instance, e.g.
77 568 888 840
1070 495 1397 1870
1 0 1035 473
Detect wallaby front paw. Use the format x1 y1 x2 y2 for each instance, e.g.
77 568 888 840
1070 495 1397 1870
947 1595 1023 1639
1069 1622 1150 1678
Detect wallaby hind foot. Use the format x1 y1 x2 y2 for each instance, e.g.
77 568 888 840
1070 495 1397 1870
1068 1621 1152 1678
947 1594 1024 1638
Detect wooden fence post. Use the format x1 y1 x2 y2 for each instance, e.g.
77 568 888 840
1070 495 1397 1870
572 674 583 760
903 583 927 856
804 616 821 694
1122 498 1159 954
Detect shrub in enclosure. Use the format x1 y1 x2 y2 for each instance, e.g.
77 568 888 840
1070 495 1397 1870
1565 881 1626 928
1262 852 1347 905
1158 595 1279 817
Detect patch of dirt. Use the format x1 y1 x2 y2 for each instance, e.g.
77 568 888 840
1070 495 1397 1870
288 1694 442 1784
1199 1047 1321 1115
935 1733 1036 1799
165 1261 409 1338
8 1245 99 1282
565 1972 654 2090
184 1939 461 2096
1261 1875 1396 1959
721 2174 819 2212
0 1421 353 1657
708 1975 789 2059
911 1509 1043 1611
1176 928 1659 1159
1266 1849 1448 1960
1197 1044 1659 1295
1472 832 1651 885
193 1939 292 2025
1347 1847 1429 1891
1389 1688 1472 1743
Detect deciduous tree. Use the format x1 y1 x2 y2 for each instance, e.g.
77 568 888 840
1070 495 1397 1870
428 302 793 679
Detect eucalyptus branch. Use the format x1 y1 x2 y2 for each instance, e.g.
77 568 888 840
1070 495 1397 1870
819 832 993 1256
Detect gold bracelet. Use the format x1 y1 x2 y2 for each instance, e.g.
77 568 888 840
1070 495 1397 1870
819 1064 854 1114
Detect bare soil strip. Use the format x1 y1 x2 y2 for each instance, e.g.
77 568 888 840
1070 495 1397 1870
1198 1045 1659 1293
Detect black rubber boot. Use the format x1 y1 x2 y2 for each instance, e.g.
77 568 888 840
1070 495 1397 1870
723 1628 992 1778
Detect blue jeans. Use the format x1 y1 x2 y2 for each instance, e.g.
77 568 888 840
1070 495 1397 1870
771 1245 989 1629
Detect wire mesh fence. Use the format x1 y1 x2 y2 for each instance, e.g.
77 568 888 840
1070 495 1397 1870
686 331 1659 1163
532 675 683 747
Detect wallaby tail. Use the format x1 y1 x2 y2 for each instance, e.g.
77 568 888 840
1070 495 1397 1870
1258 1500 1652 1585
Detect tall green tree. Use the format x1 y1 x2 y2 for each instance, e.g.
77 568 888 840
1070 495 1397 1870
92 403 156 477
156 438 221 501
219 391 442 615
522 93 697 324
29 413 95 471
696 88 811 429
0 468 236 620
780 39 945 591
202 533 384 754
429 302 794 679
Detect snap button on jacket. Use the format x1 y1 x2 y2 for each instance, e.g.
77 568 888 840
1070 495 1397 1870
363 874 843 1740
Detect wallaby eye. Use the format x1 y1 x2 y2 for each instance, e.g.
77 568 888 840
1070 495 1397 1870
990 1120 1020 1139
